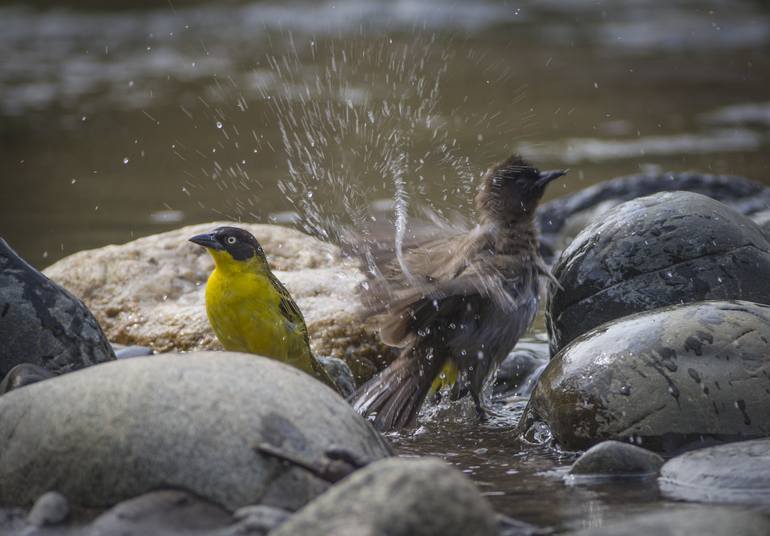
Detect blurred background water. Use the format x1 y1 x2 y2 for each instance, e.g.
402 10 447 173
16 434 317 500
1 0 768 265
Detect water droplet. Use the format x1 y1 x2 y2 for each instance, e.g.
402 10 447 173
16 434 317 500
216 121 223 129
122 157 129 164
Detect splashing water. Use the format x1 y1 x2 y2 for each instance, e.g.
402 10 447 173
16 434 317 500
261 34 475 266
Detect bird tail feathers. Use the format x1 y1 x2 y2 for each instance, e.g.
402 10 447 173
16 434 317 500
352 349 440 432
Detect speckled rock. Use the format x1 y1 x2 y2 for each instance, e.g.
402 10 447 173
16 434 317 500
0 238 115 378
546 192 770 355
569 507 770 536
537 171 770 263
271 458 498 536
660 439 770 504
43 223 391 383
568 441 663 479
521 301 770 452
0 352 392 510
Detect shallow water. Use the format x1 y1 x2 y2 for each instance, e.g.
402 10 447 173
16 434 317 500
1 0 770 532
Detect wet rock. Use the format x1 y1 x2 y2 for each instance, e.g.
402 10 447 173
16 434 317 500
271 457 498 536
112 344 154 359
318 356 356 398
43 222 390 384
547 192 770 355
569 507 770 536
567 441 663 479
537 171 770 262
231 504 291 534
0 238 115 378
27 491 69 527
521 301 770 451
87 490 232 536
0 363 55 395
494 340 548 397
660 439 770 504
0 352 392 510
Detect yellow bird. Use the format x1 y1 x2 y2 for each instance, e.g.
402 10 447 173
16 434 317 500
189 226 338 391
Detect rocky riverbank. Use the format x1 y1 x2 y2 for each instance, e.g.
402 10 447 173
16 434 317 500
3 172 770 533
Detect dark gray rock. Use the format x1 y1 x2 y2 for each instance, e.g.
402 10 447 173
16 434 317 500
270 457 498 536
546 192 770 356
567 441 663 479
0 363 55 395
569 507 770 536
660 439 770 504
537 171 770 263
0 352 392 510
27 491 69 527
318 356 356 398
521 301 770 451
494 341 548 397
0 238 115 377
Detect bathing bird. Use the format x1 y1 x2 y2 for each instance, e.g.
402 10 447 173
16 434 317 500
189 226 338 391
353 155 566 431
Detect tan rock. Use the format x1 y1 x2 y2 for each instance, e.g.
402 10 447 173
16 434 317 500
43 223 393 382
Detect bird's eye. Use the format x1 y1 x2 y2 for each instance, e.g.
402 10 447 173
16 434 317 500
226 236 237 245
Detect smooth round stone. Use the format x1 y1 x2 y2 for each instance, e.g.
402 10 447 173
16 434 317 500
27 491 69 527
0 238 115 377
660 439 770 504
546 192 770 356
0 352 392 510
567 441 663 480
271 458 498 536
87 490 232 536
521 301 770 451
494 341 548 397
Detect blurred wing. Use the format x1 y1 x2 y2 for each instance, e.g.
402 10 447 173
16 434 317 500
377 256 523 347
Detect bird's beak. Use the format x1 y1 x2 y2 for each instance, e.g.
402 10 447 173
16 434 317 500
189 232 224 250
535 169 568 188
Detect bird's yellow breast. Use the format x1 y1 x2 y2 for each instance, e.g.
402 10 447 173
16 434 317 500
204 252 311 370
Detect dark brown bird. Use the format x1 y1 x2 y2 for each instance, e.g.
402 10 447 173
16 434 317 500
353 154 566 431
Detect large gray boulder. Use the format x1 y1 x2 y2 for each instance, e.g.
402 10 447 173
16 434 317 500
0 352 392 510
42 223 392 384
660 439 770 504
0 238 115 378
271 457 498 536
546 192 770 355
521 301 770 451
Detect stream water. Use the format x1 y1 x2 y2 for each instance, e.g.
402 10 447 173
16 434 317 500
1 1 770 532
